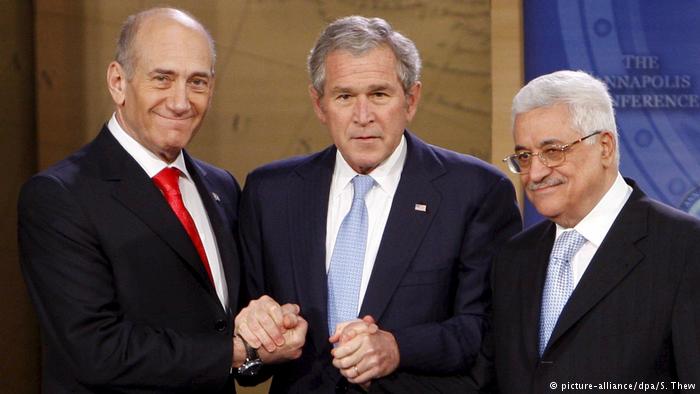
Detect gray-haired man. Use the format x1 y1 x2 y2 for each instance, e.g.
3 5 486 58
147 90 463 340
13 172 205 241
235 16 521 393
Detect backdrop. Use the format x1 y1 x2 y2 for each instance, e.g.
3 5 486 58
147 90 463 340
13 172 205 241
523 0 700 226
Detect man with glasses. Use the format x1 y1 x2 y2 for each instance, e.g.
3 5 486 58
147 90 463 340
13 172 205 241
472 70 700 393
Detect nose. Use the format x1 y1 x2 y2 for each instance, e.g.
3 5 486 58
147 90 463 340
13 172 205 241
527 153 552 183
353 96 374 126
167 81 192 115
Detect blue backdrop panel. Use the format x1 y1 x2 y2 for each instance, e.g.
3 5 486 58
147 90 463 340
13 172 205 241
522 0 700 227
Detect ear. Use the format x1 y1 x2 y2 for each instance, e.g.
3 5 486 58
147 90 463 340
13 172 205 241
308 84 327 124
405 81 422 122
599 130 617 167
107 61 127 106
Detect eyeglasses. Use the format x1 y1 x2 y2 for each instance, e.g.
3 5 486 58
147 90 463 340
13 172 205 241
502 131 602 174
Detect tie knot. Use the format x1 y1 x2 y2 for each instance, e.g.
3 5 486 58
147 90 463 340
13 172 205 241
153 167 182 196
551 230 587 263
352 175 374 201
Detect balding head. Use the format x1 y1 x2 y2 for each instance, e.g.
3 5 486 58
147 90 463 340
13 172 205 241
115 8 216 79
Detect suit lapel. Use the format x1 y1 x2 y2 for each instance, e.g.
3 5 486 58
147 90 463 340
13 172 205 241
186 155 240 313
97 128 217 294
359 132 444 321
521 222 555 362
545 186 648 354
288 147 335 351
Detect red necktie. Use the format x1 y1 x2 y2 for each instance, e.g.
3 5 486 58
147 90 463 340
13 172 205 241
153 167 214 285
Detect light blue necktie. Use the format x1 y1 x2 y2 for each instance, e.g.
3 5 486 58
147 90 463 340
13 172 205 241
327 175 374 335
539 230 587 355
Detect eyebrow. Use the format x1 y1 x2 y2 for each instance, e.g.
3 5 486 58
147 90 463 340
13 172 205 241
367 83 391 91
329 86 353 94
328 83 393 94
514 137 565 151
149 69 212 79
150 68 176 76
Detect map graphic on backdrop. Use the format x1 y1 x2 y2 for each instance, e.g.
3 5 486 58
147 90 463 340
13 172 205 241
523 0 700 226
34 1 492 181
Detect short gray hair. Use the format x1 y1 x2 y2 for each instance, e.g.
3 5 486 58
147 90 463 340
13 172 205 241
115 7 216 79
307 16 421 96
512 70 619 163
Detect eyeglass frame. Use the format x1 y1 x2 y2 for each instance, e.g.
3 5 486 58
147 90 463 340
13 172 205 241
502 131 602 174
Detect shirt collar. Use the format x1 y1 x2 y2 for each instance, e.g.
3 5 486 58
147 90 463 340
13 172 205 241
107 113 191 179
330 134 407 198
556 172 633 246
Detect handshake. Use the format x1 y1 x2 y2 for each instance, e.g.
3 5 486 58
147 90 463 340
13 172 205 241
232 295 400 386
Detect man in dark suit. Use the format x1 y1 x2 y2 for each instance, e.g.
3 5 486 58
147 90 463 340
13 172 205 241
18 8 304 393
472 70 700 393
234 16 521 393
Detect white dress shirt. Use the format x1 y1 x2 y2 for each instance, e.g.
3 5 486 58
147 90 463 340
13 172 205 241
108 114 229 309
555 172 633 287
325 135 407 315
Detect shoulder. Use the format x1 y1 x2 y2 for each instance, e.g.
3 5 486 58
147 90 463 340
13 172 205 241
189 156 239 187
436 144 506 179
185 156 242 212
498 220 550 259
640 195 700 237
409 132 511 187
244 147 333 186
20 141 97 200
412 139 516 207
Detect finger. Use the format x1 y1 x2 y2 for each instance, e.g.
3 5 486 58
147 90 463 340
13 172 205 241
251 295 285 333
339 321 377 344
282 312 298 329
244 310 283 352
345 359 376 385
264 302 287 337
338 364 361 380
236 321 262 349
295 315 309 336
331 333 365 363
348 367 376 385
343 327 367 344
280 303 300 315
332 348 364 372
329 319 361 343
254 311 286 350
361 315 376 324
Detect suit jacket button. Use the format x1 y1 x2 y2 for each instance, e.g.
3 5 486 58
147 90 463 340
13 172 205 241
214 319 227 332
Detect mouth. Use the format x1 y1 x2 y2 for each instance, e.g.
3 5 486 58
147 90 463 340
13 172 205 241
527 177 565 192
153 112 194 121
351 134 380 142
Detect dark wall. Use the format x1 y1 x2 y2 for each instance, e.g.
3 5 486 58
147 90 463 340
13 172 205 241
0 1 40 393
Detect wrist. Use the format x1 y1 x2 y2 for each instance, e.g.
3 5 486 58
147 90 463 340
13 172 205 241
236 334 263 376
232 335 247 369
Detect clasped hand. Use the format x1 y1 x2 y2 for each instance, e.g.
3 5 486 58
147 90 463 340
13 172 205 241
329 315 400 387
235 297 400 387
234 295 307 364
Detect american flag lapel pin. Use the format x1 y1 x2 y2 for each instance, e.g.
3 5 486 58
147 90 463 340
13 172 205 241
212 192 221 202
414 203 427 213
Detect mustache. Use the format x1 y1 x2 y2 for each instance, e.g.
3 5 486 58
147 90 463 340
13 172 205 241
527 176 565 191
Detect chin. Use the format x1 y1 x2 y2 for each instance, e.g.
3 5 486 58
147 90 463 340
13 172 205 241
528 198 559 217
535 207 563 222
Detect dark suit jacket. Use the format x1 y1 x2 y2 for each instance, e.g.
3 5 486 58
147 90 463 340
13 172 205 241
18 127 242 393
474 180 700 393
239 131 522 393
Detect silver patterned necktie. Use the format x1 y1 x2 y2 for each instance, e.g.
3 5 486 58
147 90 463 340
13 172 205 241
539 230 587 355
327 175 375 335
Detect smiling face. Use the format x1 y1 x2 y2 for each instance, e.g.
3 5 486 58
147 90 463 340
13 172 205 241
107 14 214 162
513 103 617 227
310 46 421 174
